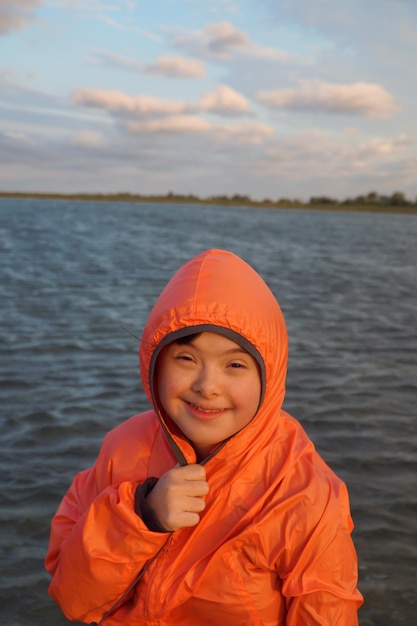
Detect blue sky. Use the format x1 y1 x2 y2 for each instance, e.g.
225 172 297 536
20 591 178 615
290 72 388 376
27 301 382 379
1 0 416 200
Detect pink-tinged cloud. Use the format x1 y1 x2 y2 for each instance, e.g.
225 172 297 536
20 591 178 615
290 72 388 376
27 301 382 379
256 129 412 186
71 85 252 118
71 89 192 116
127 116 212 135
70 86 274 142
258 80 400 118
205 21 249 57
172 21 308 64
126 115 274 144
216 120 274 144
144 56 205 78
205 22 298 62
0 0 42 35
89 51 204 78
70 130 107 150
199 85 251 116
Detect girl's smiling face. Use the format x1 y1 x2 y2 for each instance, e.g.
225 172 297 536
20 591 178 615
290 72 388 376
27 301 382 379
156 332 262 460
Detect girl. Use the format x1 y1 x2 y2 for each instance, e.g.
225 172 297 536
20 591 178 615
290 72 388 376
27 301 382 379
45 248 363 625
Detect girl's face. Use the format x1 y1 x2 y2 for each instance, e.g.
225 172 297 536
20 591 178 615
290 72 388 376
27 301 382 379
156 332 261 460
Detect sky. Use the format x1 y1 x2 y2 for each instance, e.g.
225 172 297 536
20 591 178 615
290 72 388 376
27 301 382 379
1 0 417 201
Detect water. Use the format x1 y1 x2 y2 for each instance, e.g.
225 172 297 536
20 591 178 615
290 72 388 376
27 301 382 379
0 198 416 625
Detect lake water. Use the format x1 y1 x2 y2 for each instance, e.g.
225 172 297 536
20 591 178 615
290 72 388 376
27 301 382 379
0 197 416 625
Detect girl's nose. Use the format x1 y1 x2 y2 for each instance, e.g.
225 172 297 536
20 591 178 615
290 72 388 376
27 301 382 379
191 366 220 397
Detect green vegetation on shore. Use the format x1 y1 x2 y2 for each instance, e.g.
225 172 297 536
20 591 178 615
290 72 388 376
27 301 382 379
1 190 416 214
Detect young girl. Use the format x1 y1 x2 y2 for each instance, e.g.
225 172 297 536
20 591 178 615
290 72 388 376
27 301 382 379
45 248 363 625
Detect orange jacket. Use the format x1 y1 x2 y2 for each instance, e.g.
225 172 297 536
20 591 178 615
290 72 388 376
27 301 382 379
45 249 363 625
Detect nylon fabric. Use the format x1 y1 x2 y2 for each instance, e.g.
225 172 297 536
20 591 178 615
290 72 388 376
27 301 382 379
45 249 363 624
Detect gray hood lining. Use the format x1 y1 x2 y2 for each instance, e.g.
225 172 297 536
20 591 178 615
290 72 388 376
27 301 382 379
148 324 266 465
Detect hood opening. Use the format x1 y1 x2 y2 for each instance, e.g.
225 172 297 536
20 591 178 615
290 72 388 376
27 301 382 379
147 323 266 465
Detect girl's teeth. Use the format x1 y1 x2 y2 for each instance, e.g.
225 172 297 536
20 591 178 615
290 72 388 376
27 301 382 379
191 403 220 413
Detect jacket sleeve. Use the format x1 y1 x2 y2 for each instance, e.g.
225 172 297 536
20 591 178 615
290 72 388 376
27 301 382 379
45 450 170 623
283 504 363 626
286 590 361 625
274 461 363 625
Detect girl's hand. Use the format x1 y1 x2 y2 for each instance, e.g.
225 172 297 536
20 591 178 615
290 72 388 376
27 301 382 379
146 464 209 531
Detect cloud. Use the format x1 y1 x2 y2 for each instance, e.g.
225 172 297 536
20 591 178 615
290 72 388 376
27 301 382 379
2 129 32 142
71 86 272 142
199 85 251 116
204 21 249 57
89 51 144 73
257 80 401 118
216 119 274 144
69 130 107 150
127 115 212 135
71 89 192 117
171 21 306 64
258 0 416 51
126 116 273 144
70 85 272 145
90 51 204 79
144 56 205 78
256 129 413 192
0 0 42 35
71 85 251 118
2 120 416 200
205 22 296 61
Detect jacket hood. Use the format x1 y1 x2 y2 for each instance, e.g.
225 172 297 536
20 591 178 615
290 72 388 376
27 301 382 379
139 249 288 464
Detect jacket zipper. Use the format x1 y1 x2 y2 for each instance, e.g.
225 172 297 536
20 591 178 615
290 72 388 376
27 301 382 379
144 533 173 620
92 534 172 625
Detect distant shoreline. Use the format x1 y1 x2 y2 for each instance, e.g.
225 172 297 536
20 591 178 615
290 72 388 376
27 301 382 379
1 191 416 215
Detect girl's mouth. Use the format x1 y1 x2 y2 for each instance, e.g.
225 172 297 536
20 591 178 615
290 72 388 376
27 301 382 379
186 401 227 419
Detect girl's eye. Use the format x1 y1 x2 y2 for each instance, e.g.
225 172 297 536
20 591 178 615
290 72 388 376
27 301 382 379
229 362 245 369
176 354 194 362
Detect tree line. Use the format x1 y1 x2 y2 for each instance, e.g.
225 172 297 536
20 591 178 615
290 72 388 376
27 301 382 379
1 190 416 212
